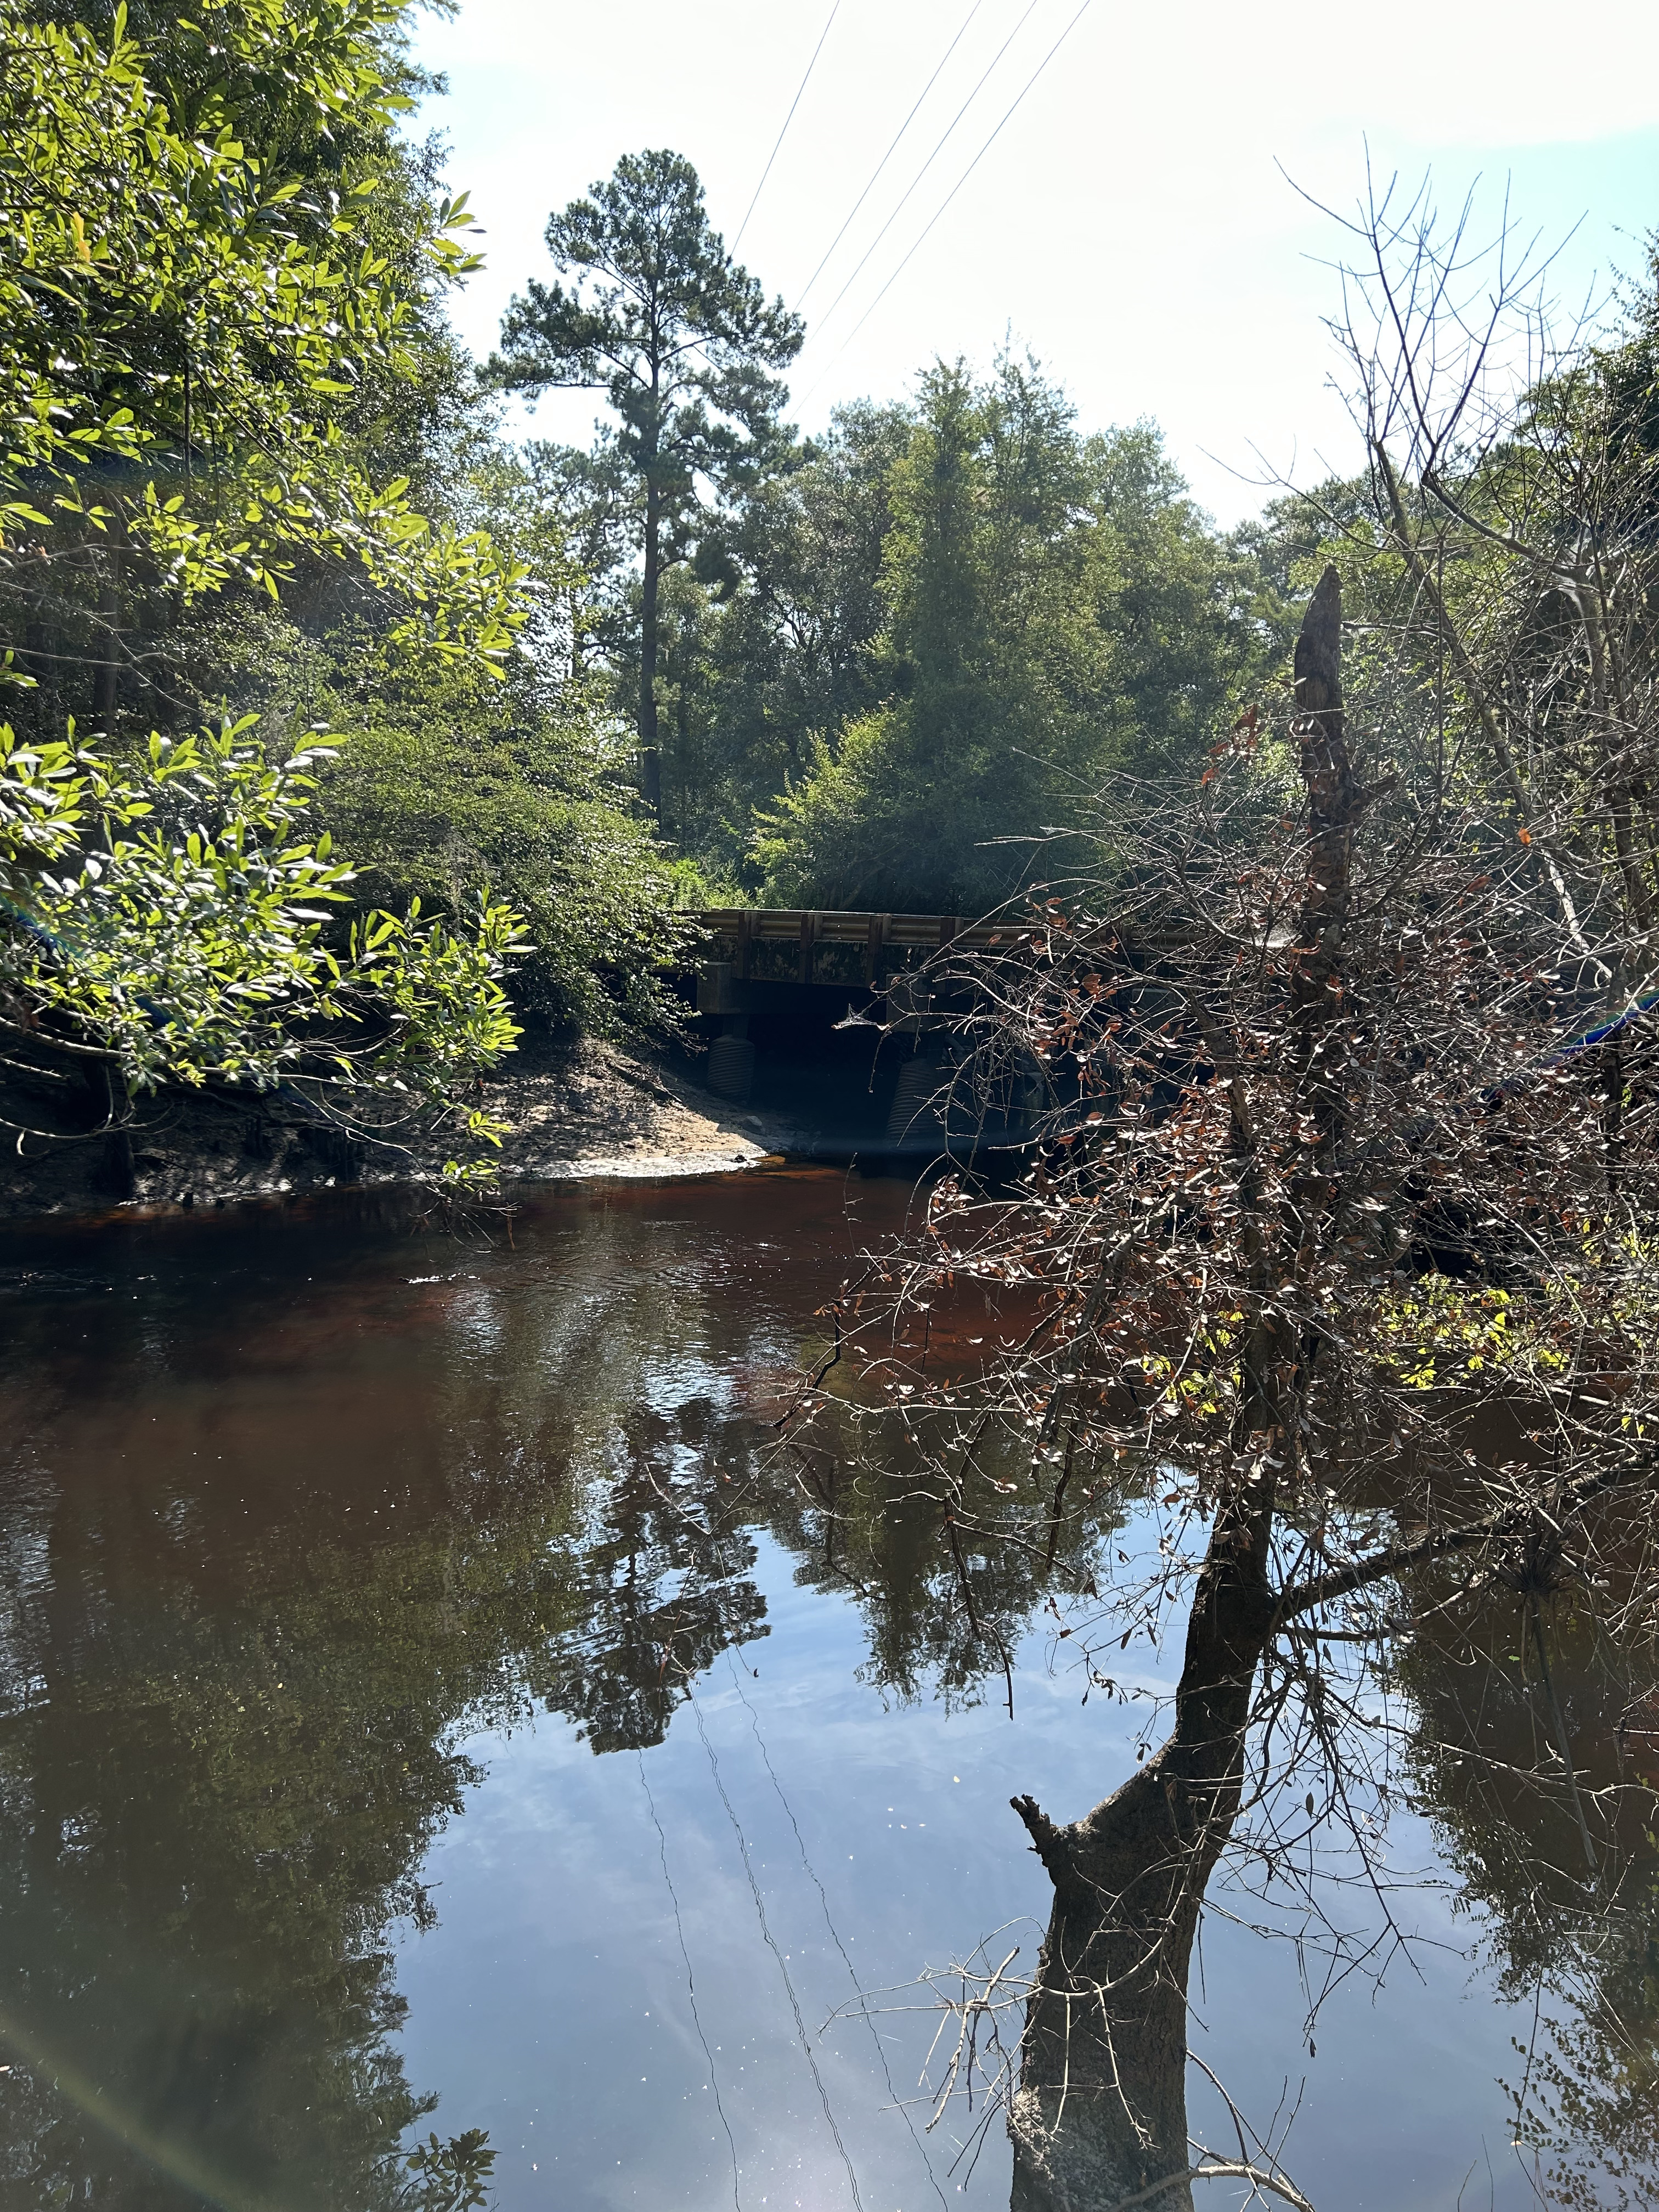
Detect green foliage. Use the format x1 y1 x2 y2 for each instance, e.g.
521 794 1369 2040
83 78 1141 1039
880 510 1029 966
0 0 707 1153
494 148 803 812
401 2129 496 2212
308 441 694 1035
0 0 523 687
648 399 912 862
754 358 1268 912
313 644 690 1036
493 147 803 524
491 195 1284 912
0 715 526 1172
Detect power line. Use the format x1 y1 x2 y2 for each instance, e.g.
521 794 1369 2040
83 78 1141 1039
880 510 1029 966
732 2 843 253
689 1684 866 2212
637 1750 742 2212
795 0 986 311
839 0 1096 348
800 0 1094 404
806 0 1041 343
725 1654 951 2212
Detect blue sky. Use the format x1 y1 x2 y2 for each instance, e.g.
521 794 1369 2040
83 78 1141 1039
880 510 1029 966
414 0 1659 523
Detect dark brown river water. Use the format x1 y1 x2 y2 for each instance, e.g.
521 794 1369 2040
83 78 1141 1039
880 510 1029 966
0 1170 1636 2210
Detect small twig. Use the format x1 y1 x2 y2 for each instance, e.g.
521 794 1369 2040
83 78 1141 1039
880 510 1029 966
1100 2157 1317 2212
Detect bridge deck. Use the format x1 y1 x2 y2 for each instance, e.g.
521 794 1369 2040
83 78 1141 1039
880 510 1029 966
695 907 1009 986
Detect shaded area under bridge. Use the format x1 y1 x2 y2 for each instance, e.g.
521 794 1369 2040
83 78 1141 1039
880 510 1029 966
682 907 1042 1162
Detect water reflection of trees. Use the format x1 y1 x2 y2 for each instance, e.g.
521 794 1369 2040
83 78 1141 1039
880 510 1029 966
0 1195 1109 2209
1399 1594 1659 2209
0 1457 488 2209
13 1189 1650 2212
774 1426 1112 1714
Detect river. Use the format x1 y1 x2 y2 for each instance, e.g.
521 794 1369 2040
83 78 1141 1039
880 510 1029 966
0 1170 1629 2209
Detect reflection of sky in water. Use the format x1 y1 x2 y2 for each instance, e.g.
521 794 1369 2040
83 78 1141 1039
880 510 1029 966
0 1176 1564 2210
404 1526 1535 2212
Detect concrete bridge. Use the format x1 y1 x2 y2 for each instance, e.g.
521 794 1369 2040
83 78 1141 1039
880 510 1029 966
686 908 1036 1154
693 907 1007 989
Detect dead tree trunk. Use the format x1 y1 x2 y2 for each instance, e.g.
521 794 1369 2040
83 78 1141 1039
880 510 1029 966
1007 568 1357 2212
1008 1558 1277 2210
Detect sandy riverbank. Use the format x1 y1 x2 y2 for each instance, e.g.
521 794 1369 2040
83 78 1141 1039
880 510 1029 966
0 1032 786 1223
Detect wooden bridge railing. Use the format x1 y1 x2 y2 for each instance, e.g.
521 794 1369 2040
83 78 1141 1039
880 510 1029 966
695 908 1008 987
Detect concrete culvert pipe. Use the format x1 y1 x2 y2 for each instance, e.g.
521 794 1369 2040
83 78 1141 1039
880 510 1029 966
706 1035 756 1102
885 1057 946 1142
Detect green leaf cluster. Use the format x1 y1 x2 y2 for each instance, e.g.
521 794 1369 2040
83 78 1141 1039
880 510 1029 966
0 714 527 1174
0 6 712 1166
752 359 1272 911
0 0 523 665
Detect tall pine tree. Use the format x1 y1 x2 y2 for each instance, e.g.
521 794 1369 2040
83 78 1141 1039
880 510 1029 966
493 149 801 817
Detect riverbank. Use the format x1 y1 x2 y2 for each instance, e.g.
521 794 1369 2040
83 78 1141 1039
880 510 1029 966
0 1032 783 1222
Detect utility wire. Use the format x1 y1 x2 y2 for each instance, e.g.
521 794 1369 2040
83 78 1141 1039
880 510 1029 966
732 2 843 253
800 0 1094 404
725 1654 951 2212
795 0 986 309
805 0 1041 344
690 1684 866 2212
637 1750 743 2212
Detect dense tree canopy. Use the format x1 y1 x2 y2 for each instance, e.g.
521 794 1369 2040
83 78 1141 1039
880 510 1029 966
532 335 1277 911
0 3 698 1172
311 443 694 1034
644 397 911 865
754 359 1273 910
0 0 523 726
493 149 803 819
0 0 551 1178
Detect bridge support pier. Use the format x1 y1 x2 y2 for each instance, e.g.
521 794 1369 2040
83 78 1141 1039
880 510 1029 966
697 961 756 1100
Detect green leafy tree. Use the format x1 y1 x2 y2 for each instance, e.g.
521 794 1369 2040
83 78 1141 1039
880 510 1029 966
652 399 912 867
755 359 1265 913
492 148 803 819
515 438 640 682
0 715 524 1172
0 0 524 733
311 443 695 1035
0 0 649 1173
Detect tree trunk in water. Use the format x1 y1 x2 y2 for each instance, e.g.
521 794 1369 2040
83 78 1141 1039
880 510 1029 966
639 475 662 820
1008 1526 1277 2212
1007 568 1355 2212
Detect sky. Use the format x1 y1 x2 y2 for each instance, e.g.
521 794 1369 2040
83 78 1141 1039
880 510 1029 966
412 0 1659 526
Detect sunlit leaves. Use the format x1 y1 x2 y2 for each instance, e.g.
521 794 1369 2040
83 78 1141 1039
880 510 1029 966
0 0 524 671
0 716 527 1174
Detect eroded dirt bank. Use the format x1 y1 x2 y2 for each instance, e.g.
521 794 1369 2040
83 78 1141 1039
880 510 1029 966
0 1032 783 1222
